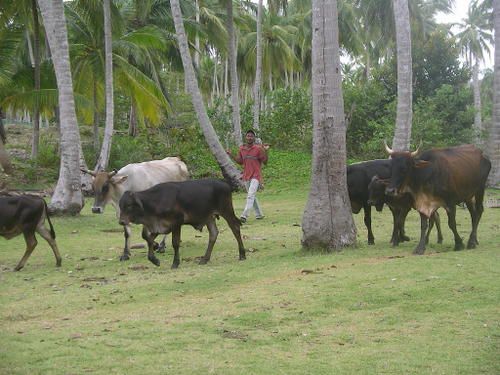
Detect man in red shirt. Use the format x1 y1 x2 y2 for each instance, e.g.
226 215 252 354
227 129 269 223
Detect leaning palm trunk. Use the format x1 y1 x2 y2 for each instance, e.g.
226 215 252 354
391 0 413 152
226 0 242 145
37 0 83 214
31 0 41 160
252 0 263 131
472 60 482 145
170 0 243 188
302 0 356 251
488 0 500 187
94 0 114 171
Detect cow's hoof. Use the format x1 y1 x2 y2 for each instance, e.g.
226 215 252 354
368 240 375 245
239 255 246 261
412 248 425 255
402 235 410 242
198 258 208 265
454 243 465 251
466 241 477 249
156 246 166 254
56 261 62 267
171 263 179 269
149 256 160 266
119 255 130 261
14 266 22 272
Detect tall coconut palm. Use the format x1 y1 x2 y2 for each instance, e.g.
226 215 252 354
37 0 83 214
488 0 500 187
391 0 413 151
455 0 493 145
170 0 243 187
252 0 263 130
302 0 356 250
94 0 114 171
31 0 41 160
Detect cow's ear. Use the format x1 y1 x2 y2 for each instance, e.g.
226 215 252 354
111 175 128 185
414 160 431 169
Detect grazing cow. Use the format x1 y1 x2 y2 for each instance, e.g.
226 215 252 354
0 194 61 271
82 157 189 261
384 143 491 254
118 179 246 268
347 159 410 245
368 175 443 246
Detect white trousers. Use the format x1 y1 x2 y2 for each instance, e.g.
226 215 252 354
241 178 263 219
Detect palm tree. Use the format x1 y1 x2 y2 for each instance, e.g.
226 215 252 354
455 0 493 145
37 0 83 214
0 112 13 174
170 0 243 187
391 0 413 151
488 0 499 186
252 0 263 130
94 0 114 171
31 0 41 160
302 0 356 250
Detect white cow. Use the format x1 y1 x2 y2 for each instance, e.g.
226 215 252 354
82 157 189 260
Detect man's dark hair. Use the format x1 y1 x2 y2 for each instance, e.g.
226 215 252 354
245 129 256 136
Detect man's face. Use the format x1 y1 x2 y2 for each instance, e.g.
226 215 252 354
245 132 255 145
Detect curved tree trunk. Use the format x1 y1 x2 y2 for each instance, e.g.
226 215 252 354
226 0 242 145
472 60 482 145
94 0 114 171
31 0 41 160
170 0 243 188
391 0 412 152
302 0 356 251
37 0 83 215
488 0 500 187
252 0 263 131
0 114 13 174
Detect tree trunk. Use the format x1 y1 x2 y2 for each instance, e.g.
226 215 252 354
472 60 482 145
94 0 114 171
31 0 41 160
194 0 200 70
252 0 263 131
92 79 100 153
391 0 413 151
0 113 13 174
37 0 83 214
170 0 243 188
128 101 138 137
488 0 500 187
302 0 356 251
226 0 242 144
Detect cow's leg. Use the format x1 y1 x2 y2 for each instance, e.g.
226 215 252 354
171 225 181 269
155 235 167 254
398 207 411 242
120 225 132 261
199 218 218 265
467 194 484 249
363 204 374 245
425 214 435 245
389 207 400 246
224 214 246 261
142 227 160 266
14 232 38 271
413 213 429 255
434 211 443 244
36 225 62 267
446 205 464 251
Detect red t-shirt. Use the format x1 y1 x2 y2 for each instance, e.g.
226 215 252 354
235 144 268 182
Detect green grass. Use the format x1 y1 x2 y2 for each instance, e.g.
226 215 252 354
0 189 499 374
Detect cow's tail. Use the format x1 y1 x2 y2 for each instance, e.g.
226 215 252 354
43 199 56 239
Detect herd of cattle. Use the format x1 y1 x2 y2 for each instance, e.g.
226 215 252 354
0 144 492 271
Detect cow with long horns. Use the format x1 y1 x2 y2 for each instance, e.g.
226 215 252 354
384 142 491 254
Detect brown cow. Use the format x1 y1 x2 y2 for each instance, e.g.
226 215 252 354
0 194 61 270
384 143 491 254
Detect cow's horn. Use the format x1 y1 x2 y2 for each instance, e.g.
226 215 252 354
410 140 423 157
81 168 96 177
109 169 118 177
383 140 393 155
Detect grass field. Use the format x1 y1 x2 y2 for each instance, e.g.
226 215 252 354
1 188 499 374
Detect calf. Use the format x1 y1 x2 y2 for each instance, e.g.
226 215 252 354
368 175 443 246
118 179 246 268
0 195 61 271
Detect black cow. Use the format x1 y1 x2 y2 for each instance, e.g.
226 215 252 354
384 143 491 254
0 194 61 271
347 159 410 245
368 175 443 246
118 179 246 268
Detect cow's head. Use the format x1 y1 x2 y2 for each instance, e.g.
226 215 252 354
367 175 387 212
118 191 144 226
81 169 128 213
384 141 429 196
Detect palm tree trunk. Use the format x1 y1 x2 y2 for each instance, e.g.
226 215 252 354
391 0 413 151
0 113 13 174
37 0 83 214
252 0 263 130
170 0 243 188
488 0 500 187
95 0 114 171
92 79 100 153
31 0 41 160
226 0 242 144
194 0 200 70
472 60 482 145
128 101 138 137
302 0 356 250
